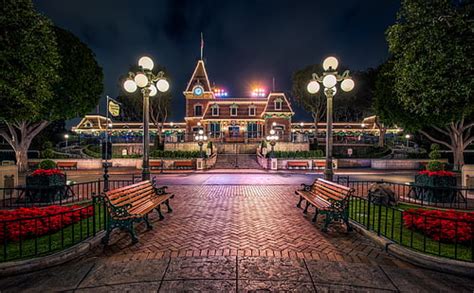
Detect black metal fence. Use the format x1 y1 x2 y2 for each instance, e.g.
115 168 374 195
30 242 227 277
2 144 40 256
0 199 108 262
349 194 474 262
0 176 137 209
345 180 473 210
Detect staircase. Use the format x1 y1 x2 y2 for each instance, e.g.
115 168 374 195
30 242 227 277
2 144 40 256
214 154 261 169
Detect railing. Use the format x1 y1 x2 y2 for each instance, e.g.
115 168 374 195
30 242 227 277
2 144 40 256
345 180 473 210
0 199 108 262
0 176 136 209
349 194 474 262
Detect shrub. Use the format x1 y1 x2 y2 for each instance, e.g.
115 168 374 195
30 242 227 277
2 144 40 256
407 148 428 159
403 208 474 244
426 144 444 171
38 160 57 170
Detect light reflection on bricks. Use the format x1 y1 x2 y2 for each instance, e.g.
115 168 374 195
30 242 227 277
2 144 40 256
100 185 401 267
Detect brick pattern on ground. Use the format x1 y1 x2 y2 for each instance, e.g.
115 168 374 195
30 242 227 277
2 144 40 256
100 185 403 267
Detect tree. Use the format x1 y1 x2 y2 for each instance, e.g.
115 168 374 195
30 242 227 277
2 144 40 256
386 0 473 170
0 1 103 171
291 64 326 135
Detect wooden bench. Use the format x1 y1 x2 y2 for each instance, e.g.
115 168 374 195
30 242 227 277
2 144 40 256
287 161 309 169
57 161 78 170
313 161 325 170
150 161 163 170
174 160 193 169
94 179 173 244
295 178 354 232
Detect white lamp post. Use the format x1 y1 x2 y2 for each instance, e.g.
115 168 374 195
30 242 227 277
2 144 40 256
194 129 208 158
266 129 279 158
405 134 411 148
307 56 354 181
123 56 170 181
64 134 69 151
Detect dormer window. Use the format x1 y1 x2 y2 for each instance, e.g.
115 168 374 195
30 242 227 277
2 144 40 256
248 105 256 116
195 104 203 116
230 104 238 116
274 98 283 110
211 104 219 117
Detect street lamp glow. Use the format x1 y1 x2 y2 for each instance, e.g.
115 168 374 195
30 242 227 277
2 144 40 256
322 74 337 88
405 134 411 139
138 56 154 70
134 73 148 87
156 79 170 92
149 84 157 96
300 122 304 127
323 56 338 71
272 122 276 127
270 129 275 135
64 134 69 139
124 79 137 93
341 78 355 92
198 129 204 135
307 80 320 94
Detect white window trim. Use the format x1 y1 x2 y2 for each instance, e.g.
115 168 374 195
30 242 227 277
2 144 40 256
230 105 238 116
211 105 219 117
274 99 283 110
248 106 256 116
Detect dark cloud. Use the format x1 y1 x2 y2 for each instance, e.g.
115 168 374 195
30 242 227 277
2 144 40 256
34 0 399 123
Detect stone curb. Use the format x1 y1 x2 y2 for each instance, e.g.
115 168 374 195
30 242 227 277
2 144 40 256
0 231 105 277
350 221 474 278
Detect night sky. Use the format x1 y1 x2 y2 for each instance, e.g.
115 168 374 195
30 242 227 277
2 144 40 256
34 0 400 124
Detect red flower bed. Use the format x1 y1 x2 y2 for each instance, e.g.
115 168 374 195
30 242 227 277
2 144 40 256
403 208 474 244
31 169 64 177
0 205 93 242
418 170 455 177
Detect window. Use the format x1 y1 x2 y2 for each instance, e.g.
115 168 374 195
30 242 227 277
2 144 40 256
230 105 238 116
211 104 219 116
210 122 220 137
247 122 258 138
274 98 283 110
194 105 203 116
248 106 256 116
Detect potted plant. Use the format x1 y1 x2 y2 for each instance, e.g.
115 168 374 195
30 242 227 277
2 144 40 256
26 160 66 188
413 144 456 202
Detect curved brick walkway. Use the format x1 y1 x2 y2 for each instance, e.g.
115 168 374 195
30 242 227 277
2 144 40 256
102 185 399 266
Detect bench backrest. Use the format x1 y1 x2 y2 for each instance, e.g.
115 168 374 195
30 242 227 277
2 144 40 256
311 178 353 202
104 180 155 209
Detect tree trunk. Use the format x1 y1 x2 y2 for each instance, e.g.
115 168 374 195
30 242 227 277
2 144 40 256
452 144 464 171
0 121 50 173
378 128 386 148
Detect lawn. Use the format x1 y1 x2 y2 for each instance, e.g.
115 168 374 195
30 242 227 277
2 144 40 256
349 197 473 262
0 203 107 262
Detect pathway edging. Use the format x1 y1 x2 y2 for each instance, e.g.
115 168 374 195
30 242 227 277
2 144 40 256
0 231 105 277
351 221 474 278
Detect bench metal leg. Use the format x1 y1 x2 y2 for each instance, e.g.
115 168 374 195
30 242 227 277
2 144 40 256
312 209 319 222
128 222 139 244
343 212 353 232
322 214 332 232
165 199 173 213
296 196 303 208
303 201 310 214
144 214 153 230
156 205 165 220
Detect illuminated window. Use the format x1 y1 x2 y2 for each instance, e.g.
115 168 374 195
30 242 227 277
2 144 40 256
211 104 219 116
249 106 256 116
195 104 203 116
274 98 283 110
230 104 238 116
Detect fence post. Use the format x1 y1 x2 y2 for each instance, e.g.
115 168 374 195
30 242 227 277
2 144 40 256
92 195 97 236
367 191 371 230
377 201 382 236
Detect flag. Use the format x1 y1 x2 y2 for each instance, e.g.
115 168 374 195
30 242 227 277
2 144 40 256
200 32 204 60
108 98 121 117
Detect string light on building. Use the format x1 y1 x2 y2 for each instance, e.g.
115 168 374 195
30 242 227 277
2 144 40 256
213 87 228 97
251 88 266 97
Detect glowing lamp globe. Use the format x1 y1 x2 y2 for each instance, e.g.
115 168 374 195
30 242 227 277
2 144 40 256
138 56 154 70
270 129 275 135
275 136 279 141
307 80 320 94
266 136 270 140
149 84 157 97
156 79 170 92
198 129 204 135
123 79 137 93
323 56 338 71
322 74 337 88
341 78 355 92
134 73 148 88
203 136 208 141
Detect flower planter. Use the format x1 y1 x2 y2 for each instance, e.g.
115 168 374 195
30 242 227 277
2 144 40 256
26 174 66 188
25 171 67 203
412 172 457 203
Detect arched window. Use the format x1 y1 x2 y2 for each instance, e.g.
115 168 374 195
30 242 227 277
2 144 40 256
248 105 256 116
230 104 238 116
211 104 219 116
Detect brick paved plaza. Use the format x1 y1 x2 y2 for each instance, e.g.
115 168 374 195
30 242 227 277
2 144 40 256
1 184 473 292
